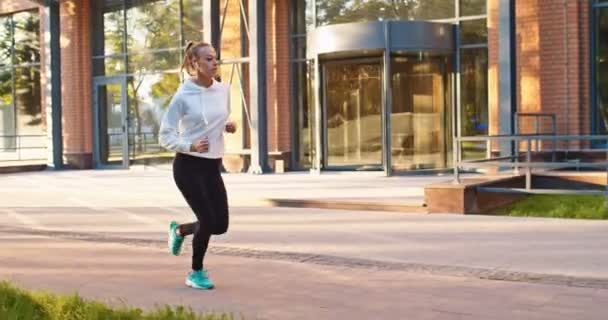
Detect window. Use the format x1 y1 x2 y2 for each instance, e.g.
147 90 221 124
0 11 42 160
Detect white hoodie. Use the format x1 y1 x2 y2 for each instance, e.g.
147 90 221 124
159 78 230 159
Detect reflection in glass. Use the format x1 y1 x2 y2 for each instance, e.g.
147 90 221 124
99 83 124 165
0 17 11 67
182 0 204 43
103 10 125 56
14 67 42 136
220 0 247 59
460 0 486 16
598 8 608 134
126 0 180 53
128 50 181 73
0 69 15 150
460 19 487 45
325 61 382 167
219 63 248 152
93 57 126 76
13 11 40 65
391 55 450 170
296 61 313 168
315 0 455 26
127 72 179 162
460 48 488 159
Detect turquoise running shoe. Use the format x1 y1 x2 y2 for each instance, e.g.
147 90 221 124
185 270 214 290
168 221 184 256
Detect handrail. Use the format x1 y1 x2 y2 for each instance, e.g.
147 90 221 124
452 133 608 201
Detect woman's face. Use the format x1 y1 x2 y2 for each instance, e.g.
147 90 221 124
193 46 218 79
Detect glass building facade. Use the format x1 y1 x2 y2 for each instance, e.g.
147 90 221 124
0 10 42 162
594 0 608 137
292 0 488 172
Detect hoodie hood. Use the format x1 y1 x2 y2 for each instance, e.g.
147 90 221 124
179 78 218 95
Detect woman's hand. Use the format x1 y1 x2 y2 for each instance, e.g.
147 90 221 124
190 137 209 153
225 121 237 134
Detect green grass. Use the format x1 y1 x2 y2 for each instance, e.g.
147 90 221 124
495 195 608 220
0 281 235 320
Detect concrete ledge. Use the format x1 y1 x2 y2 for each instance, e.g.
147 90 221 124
0 164 47 174
425 176 525 214
266 198 427 213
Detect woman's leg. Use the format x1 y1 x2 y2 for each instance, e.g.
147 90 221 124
172 155 215 270
205 159 229 235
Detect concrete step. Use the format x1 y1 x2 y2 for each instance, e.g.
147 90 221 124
266 197 427 213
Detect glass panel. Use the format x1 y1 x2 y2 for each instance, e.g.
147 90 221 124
98 83 125 165
0 17 11 68
325 61 382 167
296 61 312 168
14 67 42 136
127 72 179 162
460 19 487 45
460 48 488 159
307 60 317 168
182 0 204 43
460 0 486 16
598 8 608 135
92 56 126 76
0 68 15 150
126 0 180 54
128 49 181 73
220 0 246 59
12 11 40 65
103 10 125 56
306 0 314 32
219 63 247 151
391 55 449 170
315 0 455 26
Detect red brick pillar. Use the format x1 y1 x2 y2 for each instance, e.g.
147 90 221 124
60 0 92 168
266 0 291 169
490 0 590 150
487 0 499 147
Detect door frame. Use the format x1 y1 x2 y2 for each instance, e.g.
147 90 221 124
321 57 385 171
92 76 129 169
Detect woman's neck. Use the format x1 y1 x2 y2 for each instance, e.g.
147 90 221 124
193 75 213 88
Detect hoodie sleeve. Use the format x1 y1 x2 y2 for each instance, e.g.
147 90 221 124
159 95 191 153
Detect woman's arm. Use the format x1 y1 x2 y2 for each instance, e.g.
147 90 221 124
159 96 192 153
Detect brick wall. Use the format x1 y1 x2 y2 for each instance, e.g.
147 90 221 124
488 0 590 150
266 0 291 154
60 0 92 168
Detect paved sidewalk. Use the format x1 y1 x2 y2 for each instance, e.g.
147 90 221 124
1 235 606 320
1 168 608 318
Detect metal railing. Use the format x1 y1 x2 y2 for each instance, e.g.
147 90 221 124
0 134 47 163
453 134 608 197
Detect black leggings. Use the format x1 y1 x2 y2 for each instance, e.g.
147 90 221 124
172 153 229 271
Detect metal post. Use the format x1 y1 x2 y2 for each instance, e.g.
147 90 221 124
453 138 460 184
382 22 392 177
498 0 516 158
312 56 322 174
514 140 520 175
526 137 532 190
534 116 539 152
552 114 557 162
46 0 63 169
248 0 270 174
